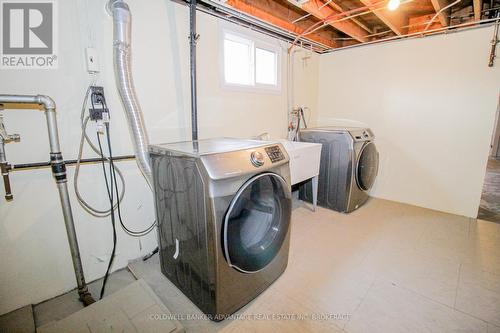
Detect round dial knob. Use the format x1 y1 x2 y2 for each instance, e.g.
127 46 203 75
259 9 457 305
250 151 264 167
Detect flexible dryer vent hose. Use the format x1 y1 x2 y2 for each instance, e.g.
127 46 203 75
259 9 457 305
109 0 152 188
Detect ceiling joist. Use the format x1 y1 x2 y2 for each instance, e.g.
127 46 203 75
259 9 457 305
226 0 339 48
222 0 496 51
473 0 482 20
359 0 409 35
328 1 374 33
299 0 370 42
430 0 451 26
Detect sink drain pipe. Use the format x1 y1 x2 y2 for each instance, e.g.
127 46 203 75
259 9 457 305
0 94 95 306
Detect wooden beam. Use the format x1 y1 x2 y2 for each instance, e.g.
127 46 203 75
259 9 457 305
407 14 443 34
226 0 339 48
300 0 370 42
430 0 451 26
359 0 408 35
329 1 373 33
473 0 482 21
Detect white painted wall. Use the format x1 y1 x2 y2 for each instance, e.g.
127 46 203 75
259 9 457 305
317 27 500 218
0 0 319 314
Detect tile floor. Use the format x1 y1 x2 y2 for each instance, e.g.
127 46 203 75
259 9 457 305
3 197 499 332
131 198 500 333
37 280 184 333
478 158 500 223
262 199 500 333
33 269 137 328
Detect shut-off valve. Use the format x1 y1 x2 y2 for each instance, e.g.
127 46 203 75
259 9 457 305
0 108 20 201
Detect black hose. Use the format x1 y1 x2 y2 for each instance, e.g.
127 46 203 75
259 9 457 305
300 108 308 129
101 99 156 237
97 129 117 299
142 247 159 261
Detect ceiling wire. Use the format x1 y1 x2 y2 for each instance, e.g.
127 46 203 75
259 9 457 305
289 0 389 52
424 0 462 31
319 0 334 10
292 13 311 23
305 0 496 49
306 0 415 36
303 0 463 45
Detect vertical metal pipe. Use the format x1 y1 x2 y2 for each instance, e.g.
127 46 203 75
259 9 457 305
489 17 499 67
190 0 199 142
0 94 95 305
45 108 93 304
56 181 88 292
45 108 62 152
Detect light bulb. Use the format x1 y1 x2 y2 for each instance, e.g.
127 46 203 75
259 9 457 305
387 0 400 11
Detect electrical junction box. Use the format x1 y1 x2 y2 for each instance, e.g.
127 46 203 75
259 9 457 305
85 48 100 73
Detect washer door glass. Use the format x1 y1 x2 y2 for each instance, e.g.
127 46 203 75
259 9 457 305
223 173 291 273
356 142 379 191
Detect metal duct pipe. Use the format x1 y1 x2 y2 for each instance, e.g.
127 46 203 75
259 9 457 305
0 94 95 306
108 0 152 188
190 0 199 142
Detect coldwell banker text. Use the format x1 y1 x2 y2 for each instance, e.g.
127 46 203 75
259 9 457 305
1 1 58 69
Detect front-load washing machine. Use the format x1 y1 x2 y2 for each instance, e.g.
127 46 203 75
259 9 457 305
149 138 291 320
299 127 379 213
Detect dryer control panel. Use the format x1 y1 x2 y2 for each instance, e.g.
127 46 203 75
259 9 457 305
350 128 374 142
265 146 285 163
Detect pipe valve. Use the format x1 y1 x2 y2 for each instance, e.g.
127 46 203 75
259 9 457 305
0 111 21 201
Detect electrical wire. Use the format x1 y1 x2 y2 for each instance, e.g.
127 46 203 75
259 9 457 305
99 97 156 236
75 85 156 236
75 84 157 297
97 120 155 299
96 131 117 299
424 0 461 32
74 86 125 217
104 118 156 237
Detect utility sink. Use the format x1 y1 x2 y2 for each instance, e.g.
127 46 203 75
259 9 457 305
278 139 322 211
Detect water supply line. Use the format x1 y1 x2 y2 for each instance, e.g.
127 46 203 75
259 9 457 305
108 0 152 188
190 0 199 143
423 0 461 32
489 14 500 67
0 110 20 201
0 94 95 306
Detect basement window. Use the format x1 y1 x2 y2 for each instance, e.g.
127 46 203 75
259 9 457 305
221 30 280 91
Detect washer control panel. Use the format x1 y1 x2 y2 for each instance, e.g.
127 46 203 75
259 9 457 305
250 151 265 167
265 145 285 163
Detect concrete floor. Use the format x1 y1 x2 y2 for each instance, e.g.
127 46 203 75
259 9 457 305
478 158 500 223
2 198 500 332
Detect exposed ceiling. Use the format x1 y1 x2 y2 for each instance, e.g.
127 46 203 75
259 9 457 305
221 0 500 50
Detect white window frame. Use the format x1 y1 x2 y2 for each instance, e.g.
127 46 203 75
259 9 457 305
220 25 282 93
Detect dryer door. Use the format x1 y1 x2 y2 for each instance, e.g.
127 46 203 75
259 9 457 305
223 172 291 273
356 142 379 191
